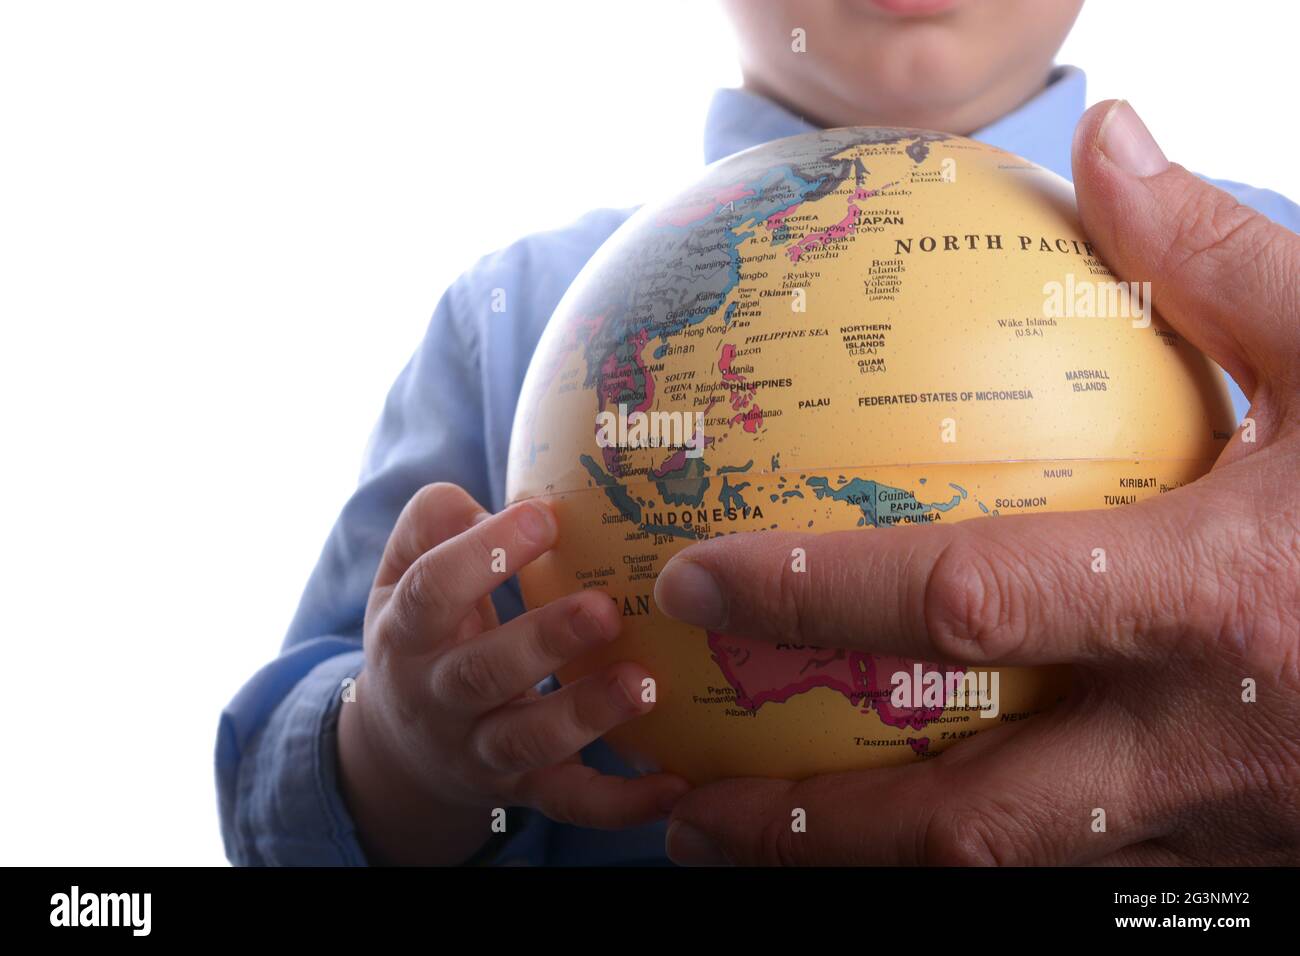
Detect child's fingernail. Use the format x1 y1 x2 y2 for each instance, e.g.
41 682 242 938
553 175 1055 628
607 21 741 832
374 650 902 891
666 821 730 866
658 787 689 816
654 559 726 629
514 501 556 544
1099 100 1168 179
609 673 642 711
572 605 615 644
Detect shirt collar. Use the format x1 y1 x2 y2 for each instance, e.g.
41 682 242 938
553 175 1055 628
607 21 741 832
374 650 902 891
703 65 1087 180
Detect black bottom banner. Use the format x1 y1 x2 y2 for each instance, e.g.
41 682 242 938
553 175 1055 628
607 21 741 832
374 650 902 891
17 865 1297 941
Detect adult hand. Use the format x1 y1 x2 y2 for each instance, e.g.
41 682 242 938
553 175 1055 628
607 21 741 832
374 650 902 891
653 100 1300 866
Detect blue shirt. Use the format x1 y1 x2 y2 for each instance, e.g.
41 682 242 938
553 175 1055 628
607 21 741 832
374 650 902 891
216 66 1300 865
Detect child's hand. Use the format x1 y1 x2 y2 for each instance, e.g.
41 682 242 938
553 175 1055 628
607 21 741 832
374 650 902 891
337 482 689 864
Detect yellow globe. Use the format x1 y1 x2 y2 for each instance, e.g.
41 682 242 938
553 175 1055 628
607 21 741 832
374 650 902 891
506 128 1234 785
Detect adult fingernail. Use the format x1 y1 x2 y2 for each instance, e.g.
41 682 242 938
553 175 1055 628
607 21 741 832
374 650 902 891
1099 100 1168 178
654 559 726 628
515 501 556 544
666 821 730 866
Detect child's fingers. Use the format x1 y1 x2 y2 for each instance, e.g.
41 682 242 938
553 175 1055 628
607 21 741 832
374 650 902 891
430 591 621 714
382 500 557 653
516 762 691 830
373 482 488 590
468 662 653 775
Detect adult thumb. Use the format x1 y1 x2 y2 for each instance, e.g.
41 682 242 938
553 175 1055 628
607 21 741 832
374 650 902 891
1071 99 1300 418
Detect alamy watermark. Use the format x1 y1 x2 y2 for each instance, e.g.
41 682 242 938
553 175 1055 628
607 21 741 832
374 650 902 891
891 664 1000 718
50 886 151 936
595 403 705 459
1043 273 1152 328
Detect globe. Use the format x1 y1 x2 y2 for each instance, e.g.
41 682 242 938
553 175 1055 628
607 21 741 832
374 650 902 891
505 127 1234 785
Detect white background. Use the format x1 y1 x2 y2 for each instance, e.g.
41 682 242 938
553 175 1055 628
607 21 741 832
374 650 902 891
1 1 1295 865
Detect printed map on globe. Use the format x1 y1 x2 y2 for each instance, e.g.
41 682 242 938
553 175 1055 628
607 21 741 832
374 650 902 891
506 127 1234 784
